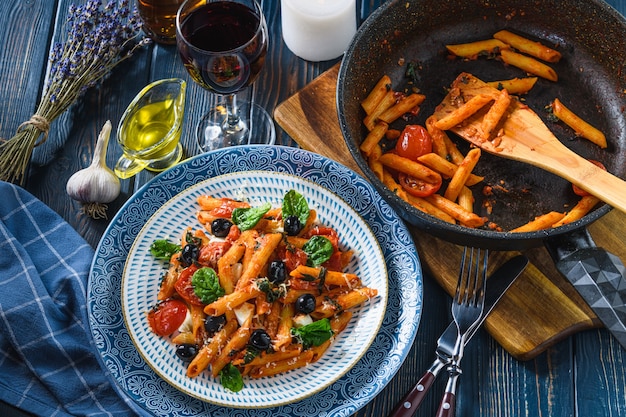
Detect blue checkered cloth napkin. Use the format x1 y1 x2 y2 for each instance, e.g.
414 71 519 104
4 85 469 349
0 181 139 417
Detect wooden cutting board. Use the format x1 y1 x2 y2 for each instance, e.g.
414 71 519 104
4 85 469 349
274 63 626 360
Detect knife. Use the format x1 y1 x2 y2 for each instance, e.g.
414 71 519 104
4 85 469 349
389 254 529 417
546 229 626 349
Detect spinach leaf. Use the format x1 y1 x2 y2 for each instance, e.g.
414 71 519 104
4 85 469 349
192 267 225 304
232 202 272 231
149 239 181 259
282 189 310 226
291 318 333 349
302 235 334 267
219 363 244 392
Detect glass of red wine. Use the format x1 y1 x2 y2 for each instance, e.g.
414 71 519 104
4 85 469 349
176 0 276 151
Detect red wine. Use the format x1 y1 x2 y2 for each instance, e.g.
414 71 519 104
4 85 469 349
177 2 267 94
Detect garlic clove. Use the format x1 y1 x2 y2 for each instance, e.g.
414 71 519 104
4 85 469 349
67 120 121 218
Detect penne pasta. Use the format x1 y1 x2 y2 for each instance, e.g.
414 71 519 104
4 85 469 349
406 194 456 224
434 94 494 130
289 265 361 287
235 232 282 290
425 194 487 228
443 148 481 202
510 211 566 232
500 49 558 81
157 254 180 300
378 93 426 124
363 90 396 131
378 153 442 184
368 144 385 182
359 122 388 156
550 98 607 148
211 319 251 377
361 75 392 115
446 38 510 58
457 186 475 214
186 319 238 378
382 170 409 200
486 77 538 95
417 153 484 185
425 115 451 159
552 196 601 227
480 88 511 141
493 30 562 63
203 286 261 316
190 303 207 345
248 351 316 378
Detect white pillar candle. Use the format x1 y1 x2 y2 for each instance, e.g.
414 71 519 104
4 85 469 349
281 0 357 62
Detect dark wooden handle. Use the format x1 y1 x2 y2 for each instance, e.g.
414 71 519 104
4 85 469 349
435 391 456 417
388 371 436 417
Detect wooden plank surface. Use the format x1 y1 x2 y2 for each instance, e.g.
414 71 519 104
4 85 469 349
274 63 626 360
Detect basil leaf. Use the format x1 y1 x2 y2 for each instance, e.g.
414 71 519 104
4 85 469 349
282 189 310 226
192 267 225 304
291 318 333 349
149 239 181 259
219 363 244 392
232 202 272 231
303 235 334 267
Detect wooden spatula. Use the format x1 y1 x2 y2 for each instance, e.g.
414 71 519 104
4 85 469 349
432 73 626 214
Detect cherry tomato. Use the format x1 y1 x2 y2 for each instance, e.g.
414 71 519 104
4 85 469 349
277 244 308 272
398 172 442 197
395 125 433 160
147 299 188 337
321 250 344 271
572 160 606 196
174 264 204 306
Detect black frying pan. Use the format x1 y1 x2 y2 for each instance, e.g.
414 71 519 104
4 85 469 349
338 0 626 251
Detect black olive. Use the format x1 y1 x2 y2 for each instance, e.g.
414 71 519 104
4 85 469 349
211 218 233 237
204 314 226 334
180 243 199 267
268 260 286 284
175 344 198 362
284 215 302 236
249 329 271 351
295 293 316 314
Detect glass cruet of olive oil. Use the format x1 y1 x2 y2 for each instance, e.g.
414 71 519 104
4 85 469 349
115 78 186 179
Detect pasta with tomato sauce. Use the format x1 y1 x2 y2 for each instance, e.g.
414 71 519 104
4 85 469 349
146 189 378 392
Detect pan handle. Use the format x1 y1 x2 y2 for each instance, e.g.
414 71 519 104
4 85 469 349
544 228 626 349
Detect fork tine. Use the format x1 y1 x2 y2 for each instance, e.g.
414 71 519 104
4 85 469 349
471 248 488 307
454 246 469 304
454 247 485 307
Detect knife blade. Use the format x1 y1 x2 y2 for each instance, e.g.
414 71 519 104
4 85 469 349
389 254 529 417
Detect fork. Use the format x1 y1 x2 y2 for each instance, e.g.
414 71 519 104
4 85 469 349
436 247 488 417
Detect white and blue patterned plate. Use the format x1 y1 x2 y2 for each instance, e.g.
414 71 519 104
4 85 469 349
89 145 423 416
122 169 388 408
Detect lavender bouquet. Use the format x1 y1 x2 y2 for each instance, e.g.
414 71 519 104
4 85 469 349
0 0 150 185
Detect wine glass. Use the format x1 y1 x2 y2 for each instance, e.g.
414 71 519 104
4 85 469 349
176 0 276 152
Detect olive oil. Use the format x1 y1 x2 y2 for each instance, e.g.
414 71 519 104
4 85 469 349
124 99 180 159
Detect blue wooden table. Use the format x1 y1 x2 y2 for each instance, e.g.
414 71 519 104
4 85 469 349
1 0 625 416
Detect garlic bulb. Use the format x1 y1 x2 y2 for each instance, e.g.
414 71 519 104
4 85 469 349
66 120 121 219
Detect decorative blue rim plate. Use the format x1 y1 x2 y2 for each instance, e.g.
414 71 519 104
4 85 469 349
88 145 423 417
